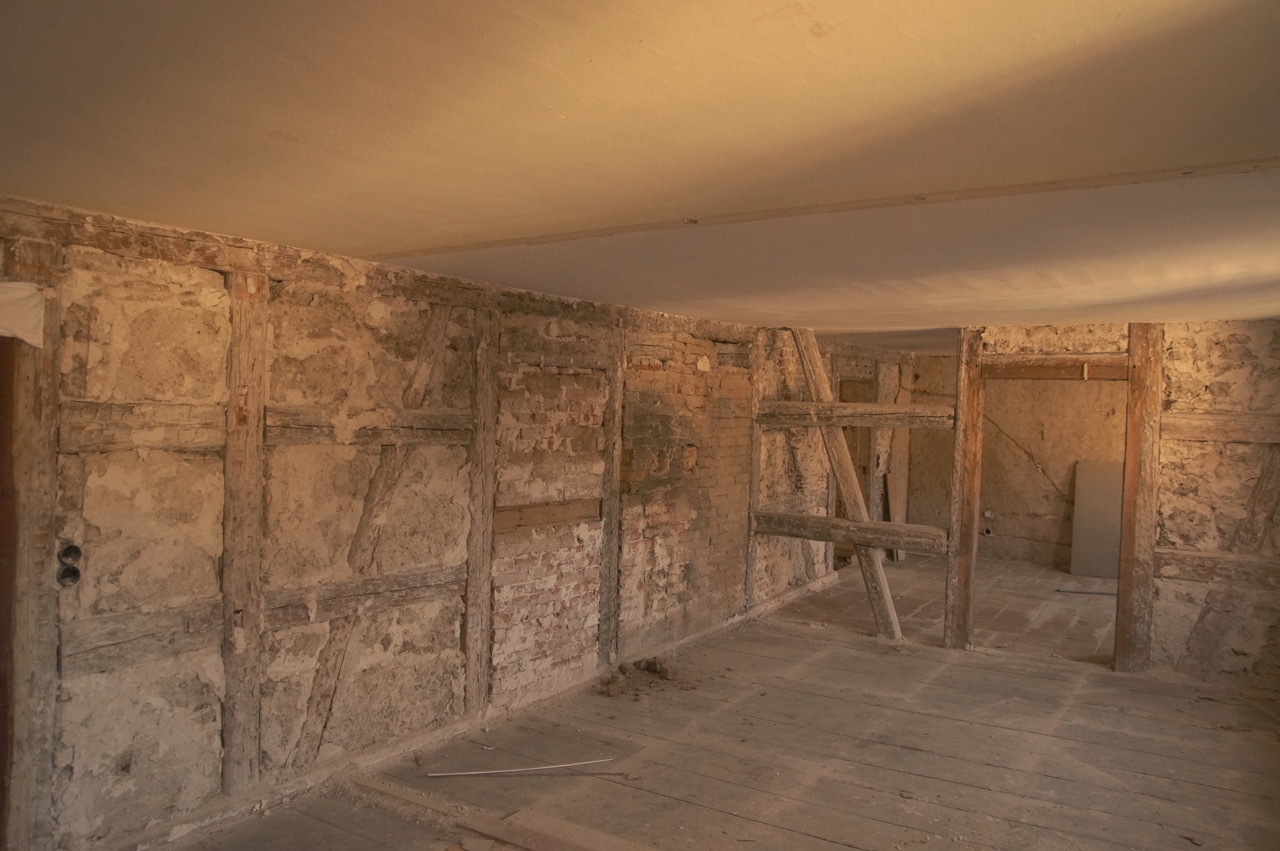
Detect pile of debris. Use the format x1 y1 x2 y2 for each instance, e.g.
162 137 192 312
598 657 681 697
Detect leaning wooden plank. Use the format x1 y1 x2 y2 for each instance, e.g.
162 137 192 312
465 308 499 714
792 328 901 640
980 352 1128 381
1228 443 1280 554
290 615 358 770
59 401 225 452
1160 411 1280 444
754 511 948 555
945 328 985 650
1116 323 1162 673
756 400 954 429
221 270 269 795
402 304 454 409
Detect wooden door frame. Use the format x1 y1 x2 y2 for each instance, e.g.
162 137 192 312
946 324 1160 670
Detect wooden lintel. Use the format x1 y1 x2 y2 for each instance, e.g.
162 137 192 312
980 352 1128 381
493 497 603 534
59 401 225 453
757 401 954 430
753 511 948 555
1160 412 1280 445
1154 549 1280 592
264 406 472 446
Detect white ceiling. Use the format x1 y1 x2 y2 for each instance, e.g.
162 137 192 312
2 1 1278 334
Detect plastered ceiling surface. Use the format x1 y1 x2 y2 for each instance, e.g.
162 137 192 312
2 0 1278 331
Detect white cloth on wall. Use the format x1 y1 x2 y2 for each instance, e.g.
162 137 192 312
0 281 45 347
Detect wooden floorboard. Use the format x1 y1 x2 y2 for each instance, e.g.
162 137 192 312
387 613 1279 850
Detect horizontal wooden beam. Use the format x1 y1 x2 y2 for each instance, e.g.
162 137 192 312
981 353 1128 381
264 568 466 630
494 497 603 533
1160 412 1280 444
59 401 225 453
1153 549 1280 592
757 401 955 430
60 600 223 677
754 511 949 555
264 405 472 446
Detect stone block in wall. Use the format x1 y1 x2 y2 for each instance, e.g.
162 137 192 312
1158 440 1275 555
59 247 229 404
982 324 1129 355
490 522 602 708
1153 580 1280 678
270 290 473 412
1163 320 1280 414
264 444 470 588
52 648 224 846
56 450 223 618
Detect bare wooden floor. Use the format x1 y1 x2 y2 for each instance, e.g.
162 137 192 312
181 571 1280 850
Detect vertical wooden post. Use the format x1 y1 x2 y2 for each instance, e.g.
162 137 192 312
1115 323 1162 672
744 330 766 607
221 271 268 795
946 328 984 650
4 239 61 848
464 308 498 712
792 330 901 639
597 323 624 667
887 358 915 560
869 360 899 524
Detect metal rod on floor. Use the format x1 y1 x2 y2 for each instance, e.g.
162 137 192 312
424 758 613 778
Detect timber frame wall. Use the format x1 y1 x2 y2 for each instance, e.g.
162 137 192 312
0 197 833 849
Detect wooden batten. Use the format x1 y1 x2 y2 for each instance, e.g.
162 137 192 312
945 328 984 650
464 308 498 714
791 329 902 640
494 498 602 534
220 270 269 795
1160 412 1280 444
756 401 954 429
264 571 465 631
1115 323 1162 673
58 401 226 453
980 352 1128 381
754 511 948 554
1154 549 1280 592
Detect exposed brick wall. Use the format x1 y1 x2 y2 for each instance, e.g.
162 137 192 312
489 314 609 706
618 327 755 657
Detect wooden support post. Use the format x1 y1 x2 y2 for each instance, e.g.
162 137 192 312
1115 323 1162 672
4 239 62 848
945 328 984 650
597 324 623 668
792 329 901 640
464 308 498 713
745 331 766 607
868 361 898 526
887 360 914 560
221 271 268 795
